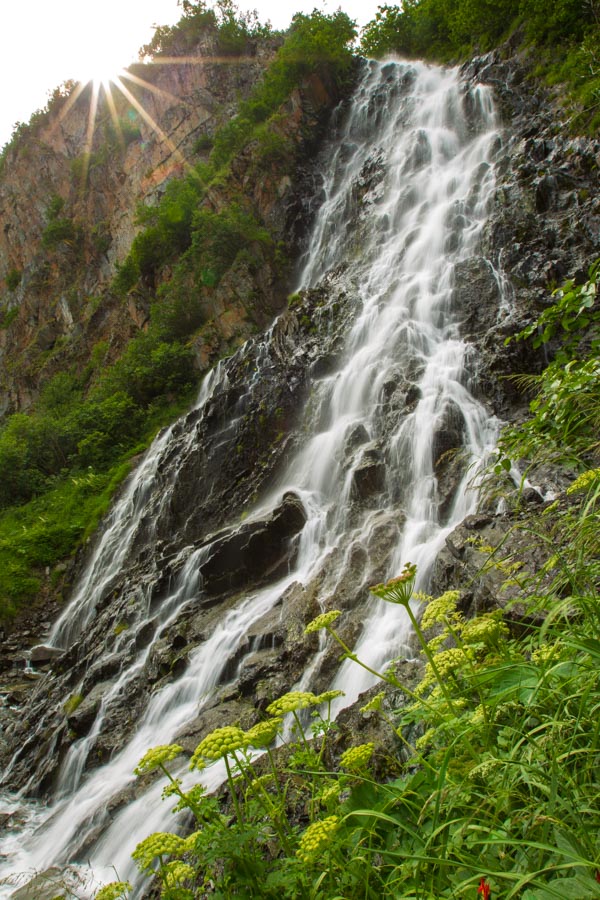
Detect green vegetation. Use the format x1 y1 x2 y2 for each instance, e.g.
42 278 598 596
360 0 600 131
115 6 356 296
0 463 131 619
63 693 84 716
500 259 600 471
0 362 195 620
138 0 273 60
89 262 600 898
5 268 22 291
41 195 82 251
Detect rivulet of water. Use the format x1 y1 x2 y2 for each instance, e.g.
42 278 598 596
0 58 505 897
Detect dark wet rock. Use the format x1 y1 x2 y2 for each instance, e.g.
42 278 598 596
351 443 386 500
344 422 370 457
198 492 307 597
452 256 502 338
66 681 112 736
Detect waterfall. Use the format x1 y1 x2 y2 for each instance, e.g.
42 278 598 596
0 58 504 897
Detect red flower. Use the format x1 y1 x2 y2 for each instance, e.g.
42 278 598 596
478 878 491 900
595 870 600 884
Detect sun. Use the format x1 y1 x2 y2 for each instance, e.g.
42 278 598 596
70 39 128 91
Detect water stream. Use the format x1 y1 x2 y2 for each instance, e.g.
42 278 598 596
0 58 505 897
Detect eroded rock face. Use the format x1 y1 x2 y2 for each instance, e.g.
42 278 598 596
459 49 600 417
0 34 349 417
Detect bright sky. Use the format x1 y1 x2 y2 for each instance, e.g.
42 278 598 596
0 0 381 150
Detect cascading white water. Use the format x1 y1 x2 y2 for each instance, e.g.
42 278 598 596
0 58 505 897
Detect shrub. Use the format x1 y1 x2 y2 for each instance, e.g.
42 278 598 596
42 217 80 250
6 269 22 291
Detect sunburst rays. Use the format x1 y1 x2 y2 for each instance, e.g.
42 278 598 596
46 52 251 192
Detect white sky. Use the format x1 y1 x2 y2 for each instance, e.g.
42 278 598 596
0 0 380 149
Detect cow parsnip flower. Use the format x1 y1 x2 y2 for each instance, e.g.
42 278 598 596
266 691 321 716
245 718 283 748
133 832 188 870
134 743 183 776
461 611 507 646
162 777 183 799
94 882 132 900
416 647 470 695
319 783 341 804
567 467 600 494
315 689 345 704
190 725 247 768
246 773 275 795
161 860 195 883
304 610 342 633
296 815 340 864
420 590 460 630
531 640 566 664
340 742 374 772
370 562 417 606
360 691 385 714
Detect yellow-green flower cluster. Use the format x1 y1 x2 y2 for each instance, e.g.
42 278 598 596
460 611 507 646
416 647 470 695
162 778 183 799
296 815 340 864
161 860 195 884
133 832 188 871
420 591 461 630
340 742 374 772
360 691 385 714
266 691 322 716
468 704 486 727
315 689 345 705
184 831 201 852
94 882 132 900
531 640 566 665
134 743 183 776
567 467 600 494
190 726 247 768
304 610 342 634
319 783 341 805
415 728 436 751
171 784 207 814
370 562 417 606
245 717 283 748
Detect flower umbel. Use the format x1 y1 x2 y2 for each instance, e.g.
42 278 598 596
245 718 283 748
266 691 322 716
94 883 132 900
340 742 374 772
304 610 342 633
370 562 417 607
134 743 183 776
132 832 188 871
360 691 385 714
315 689 345 705
566 467 600 494
420 590 460 630
296 815 340 864
190 725 247 768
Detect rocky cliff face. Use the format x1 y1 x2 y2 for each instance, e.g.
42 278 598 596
0 31 303 415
